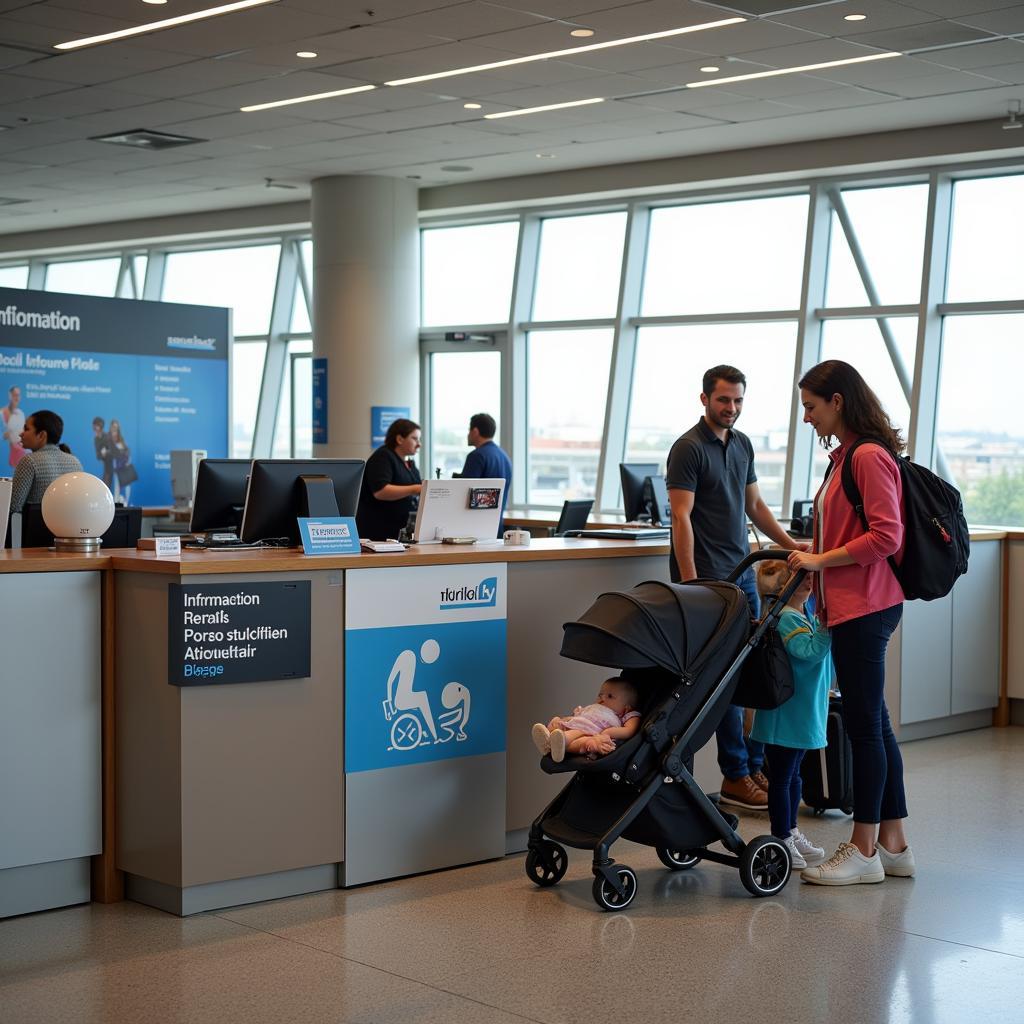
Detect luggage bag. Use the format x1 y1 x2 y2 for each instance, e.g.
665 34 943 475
800 696 854 816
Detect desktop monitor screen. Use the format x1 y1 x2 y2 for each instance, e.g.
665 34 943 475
190 459 252 535
619 463 660 522
239 459 365 545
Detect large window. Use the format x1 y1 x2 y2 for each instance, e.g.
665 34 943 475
0 265 28 289
937 315 1024 526
272 340 313 458
532 212 626 321
527 329 612 504
642 195 808 315
162 244 280 336
421 222 519 326
45 257 120 297
428 350 502 478
231 341 267 459
626 323 798 509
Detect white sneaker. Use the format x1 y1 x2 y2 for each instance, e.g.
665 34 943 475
531 723 551 755
791 828 826 867
783 835 807 870
877 842 916 878
801 842 885 886
549 730 567 763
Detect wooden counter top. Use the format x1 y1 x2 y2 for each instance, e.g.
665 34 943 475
108 536 672 575
0 549 120 573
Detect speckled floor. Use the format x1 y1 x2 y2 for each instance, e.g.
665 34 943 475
2 727 1022 1024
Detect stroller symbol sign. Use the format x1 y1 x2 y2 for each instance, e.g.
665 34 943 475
382 639 472 752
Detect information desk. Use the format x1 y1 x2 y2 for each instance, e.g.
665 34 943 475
109 537 672 915
0 551 105 919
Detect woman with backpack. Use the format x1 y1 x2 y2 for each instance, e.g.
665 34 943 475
786 360 915 886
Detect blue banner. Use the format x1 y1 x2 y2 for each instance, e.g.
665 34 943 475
371 405 409 447
298 516 360 555
312 357 327 445
0 287 228 505
345 619 507 773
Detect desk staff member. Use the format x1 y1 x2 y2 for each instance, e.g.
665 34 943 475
356 418 423 540
11 409 83 513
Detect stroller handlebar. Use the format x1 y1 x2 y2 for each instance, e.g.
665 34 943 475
726 549 809 631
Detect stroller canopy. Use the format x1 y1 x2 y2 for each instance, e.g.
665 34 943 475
560 580 737 678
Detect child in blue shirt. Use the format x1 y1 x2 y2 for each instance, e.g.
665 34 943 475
750 558 832 870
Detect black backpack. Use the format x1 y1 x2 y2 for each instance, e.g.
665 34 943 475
839 437 969 602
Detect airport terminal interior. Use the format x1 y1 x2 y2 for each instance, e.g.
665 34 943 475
1 0 1023 1021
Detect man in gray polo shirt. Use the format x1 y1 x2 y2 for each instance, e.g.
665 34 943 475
667 364 802 811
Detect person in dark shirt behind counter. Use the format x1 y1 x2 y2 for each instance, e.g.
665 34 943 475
356 418 423 541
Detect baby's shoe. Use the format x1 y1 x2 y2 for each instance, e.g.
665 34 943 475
877 842 916 877
790 828 826 866
783 835 807 870
531 723 551 755
549 730 567 763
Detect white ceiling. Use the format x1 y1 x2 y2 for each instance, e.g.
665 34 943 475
1 0 1024 235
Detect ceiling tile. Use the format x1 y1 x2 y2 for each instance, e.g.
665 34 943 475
976 60 1024 85
662 19 825 58
920 38 1024 70
887 68 1007 98
774 0 939 36
845 20 996 52
0 72 86 102
686 96 800 121
951 7 1024 36
8 44 196 85
386 2 551 38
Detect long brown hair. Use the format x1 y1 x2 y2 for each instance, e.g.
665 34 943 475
799 360 905 454
384 417 420 451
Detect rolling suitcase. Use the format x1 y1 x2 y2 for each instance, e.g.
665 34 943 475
801 696 854 816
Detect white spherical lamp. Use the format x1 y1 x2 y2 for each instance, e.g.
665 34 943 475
41 472 115 552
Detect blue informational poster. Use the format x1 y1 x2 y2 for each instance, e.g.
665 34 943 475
312 357 327 445
0 286 228 506
344 564 507 774
371 405 410 447
297 516 360 555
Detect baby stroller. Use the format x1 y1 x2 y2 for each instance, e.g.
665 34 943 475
525 550 805 911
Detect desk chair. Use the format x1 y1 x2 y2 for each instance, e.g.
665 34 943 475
554 499 593 537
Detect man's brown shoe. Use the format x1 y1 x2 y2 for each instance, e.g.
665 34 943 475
718 775 769 810
751 771 770 793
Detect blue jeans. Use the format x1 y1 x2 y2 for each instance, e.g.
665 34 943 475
765 745 805 838
831 604 907 824
717 570 764 780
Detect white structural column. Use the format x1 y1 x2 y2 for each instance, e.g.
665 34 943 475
311 175 419 459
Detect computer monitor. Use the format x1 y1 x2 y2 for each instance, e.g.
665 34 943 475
190 459 252 535
554 499 593 537
11 504 142 549
412 478 506 543
239 459 365 546
646 474 671 526
619 463 660 522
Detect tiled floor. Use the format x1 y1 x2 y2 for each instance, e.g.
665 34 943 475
2 727 1023 1024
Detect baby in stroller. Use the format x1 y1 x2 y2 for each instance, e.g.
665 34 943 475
531 675 643 762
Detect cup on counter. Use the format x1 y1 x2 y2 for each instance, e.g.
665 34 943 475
503 529 531 547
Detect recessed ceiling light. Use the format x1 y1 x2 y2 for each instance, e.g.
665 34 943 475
384 18 744 87
685 51 900 88
56 0 279 50
570 29 594 38
484 97 604 119
143 0 168 5
295 51 317 59
440 165 473 172
241 83 376 112
463 102 482 109
536 153 556 158
699 65 720 73
844 13 867 21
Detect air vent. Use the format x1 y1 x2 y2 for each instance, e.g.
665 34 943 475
696 1 841 15
90 129 206 150
0 197 29 206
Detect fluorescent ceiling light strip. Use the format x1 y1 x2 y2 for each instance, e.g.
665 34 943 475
685 51 901 88
241 84 376 112
484 97 604 119
385 18 745 87
55 0 278 51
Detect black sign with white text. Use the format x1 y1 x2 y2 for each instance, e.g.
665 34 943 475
167 581 311 686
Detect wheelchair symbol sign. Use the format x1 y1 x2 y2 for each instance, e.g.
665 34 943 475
381 639 472 752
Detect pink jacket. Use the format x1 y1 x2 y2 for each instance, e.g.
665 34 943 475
813 438 905 628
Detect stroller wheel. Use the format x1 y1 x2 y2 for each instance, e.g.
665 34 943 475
739 836 791 898
525 841 568 887
656 847 700 871
592 866 637 912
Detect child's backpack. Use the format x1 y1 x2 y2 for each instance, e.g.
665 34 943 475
839 437 970 602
